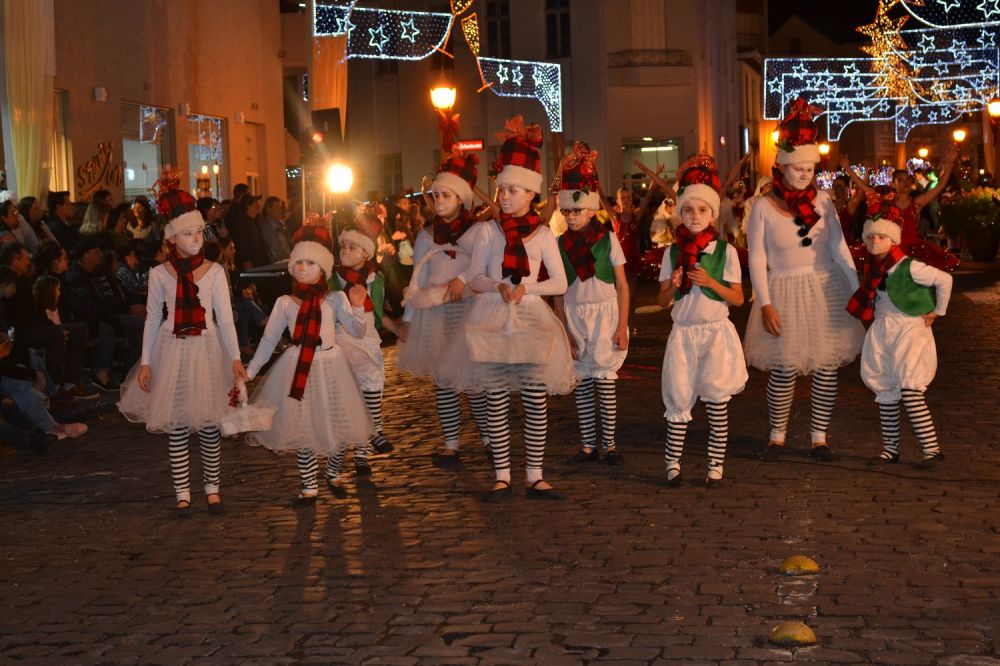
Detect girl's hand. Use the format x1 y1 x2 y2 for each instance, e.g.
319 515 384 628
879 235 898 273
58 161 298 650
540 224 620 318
137 365 153 392
922 312 938 327
510 284 526 305
232 360 249 383
395 321 409 342
761 304 782 337
567 335 579 361
444 277 466 302
688 267 715 289
670 267 683 288
347 284 368 308
614 326 629 351
498 283 515 303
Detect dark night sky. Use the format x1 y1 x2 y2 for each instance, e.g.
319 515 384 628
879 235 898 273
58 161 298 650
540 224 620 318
768 0 880 44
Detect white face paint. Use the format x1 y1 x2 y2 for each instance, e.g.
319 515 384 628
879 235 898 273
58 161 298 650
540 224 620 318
432 186 461 220
680 200 715 234
864 231 895 257
781 163 816 191
174 228 204 257
339 240 368 270
291 258 323 284
562 208 596 231
497 184 534 217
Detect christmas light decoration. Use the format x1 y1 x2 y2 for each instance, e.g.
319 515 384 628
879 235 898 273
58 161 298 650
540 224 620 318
187 114 224 163
764 0 1000 142
312 3 565 132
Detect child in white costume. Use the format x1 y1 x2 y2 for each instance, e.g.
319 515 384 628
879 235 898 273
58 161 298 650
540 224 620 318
326 220 396 481
552 142 630 465
118 183 247 517
657 155 748 487
848 210 952 468
744 98 863 461
245 225 376 504
436 115 577 501
397 151 491 465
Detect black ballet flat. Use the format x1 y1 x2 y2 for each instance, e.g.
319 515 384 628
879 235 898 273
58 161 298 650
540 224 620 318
484 480 512 502
355 460 373 477
763 443 784 461
292 494 318 508
326 478 348 499
920 452 945 469
809 445 834 462
525 479 564 500
667 471 683 488
432 450 461 467
174 500 193 519
371 434 394 454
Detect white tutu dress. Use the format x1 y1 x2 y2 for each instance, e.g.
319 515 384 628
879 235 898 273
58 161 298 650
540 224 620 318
328 272 385 392
561 233 628 380
244 293 375 455
435 222 577 396
743 190 864 374
860 258 952 404
119 262 241 433
658 240 748 422
397 225 483 380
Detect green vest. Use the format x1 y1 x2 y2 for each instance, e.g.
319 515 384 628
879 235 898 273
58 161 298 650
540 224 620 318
882 258 935 316
669 239 728 302
559 233 615 285
329 271 386 330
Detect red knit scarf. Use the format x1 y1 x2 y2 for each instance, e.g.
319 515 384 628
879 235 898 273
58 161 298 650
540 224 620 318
168 247 207 337
673 224 719 296
499 211 541 284
336 261 375 312
771 167 820 244
846 245 906 322
561 218 607 282
433 210 475 258
288 280 327 400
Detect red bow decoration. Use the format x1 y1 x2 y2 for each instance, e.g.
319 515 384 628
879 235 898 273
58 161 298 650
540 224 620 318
561 141 600 194
676 153 721 194
438 111 461 155
152 167 186 216
494 114 543 146
777 97 823 151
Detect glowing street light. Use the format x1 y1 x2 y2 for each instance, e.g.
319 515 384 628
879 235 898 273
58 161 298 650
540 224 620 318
325 163 353 194
771 130 780 144
200 164 209 175
818 143 831 156
952 128 967 143
917 147 929 159
989 97 1000 118
430 84 457 112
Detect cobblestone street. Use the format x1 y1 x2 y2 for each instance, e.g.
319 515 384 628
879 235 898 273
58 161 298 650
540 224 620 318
3 268 1000 665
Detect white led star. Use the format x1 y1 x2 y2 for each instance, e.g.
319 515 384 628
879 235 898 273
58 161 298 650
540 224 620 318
829 112 841 125
496 63 509 84
532 65 548 89
368 25 389 52
334 13 354 35
928 110 938 122
843 62 860 75
399 16 420 43
978 29 995 48
978 0 1000 20
511 66 523 87
936 0 961 11
791 62 808 77
767 77 782 94
950 38 968 53
918 33 936 52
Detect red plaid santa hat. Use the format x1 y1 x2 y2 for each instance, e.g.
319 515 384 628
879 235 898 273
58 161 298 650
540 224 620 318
152 166 201 239
775 97 823 166
493 115 544 194
289 223 335 278
558 141 601 210
339 213 380 259
433 151 478 209
862 205 902 246
675 154 722 219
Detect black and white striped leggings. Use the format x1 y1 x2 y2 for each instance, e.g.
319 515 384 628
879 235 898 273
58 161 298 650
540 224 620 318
573 376 618 451
435 387 490 450
878 389 940 458
168 426 222 502
324 389 382 479
487 385 547 483
664 401 728 473
766 367 838 444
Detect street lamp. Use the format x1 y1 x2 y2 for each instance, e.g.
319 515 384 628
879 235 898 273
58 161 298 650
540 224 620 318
325 163 353 194
952 128 967 143
989 97 1000 119
771 130 780 144
917 147 929 159
212 162 220 199
430 84 457 113
818 143 830 156
430 75 458 154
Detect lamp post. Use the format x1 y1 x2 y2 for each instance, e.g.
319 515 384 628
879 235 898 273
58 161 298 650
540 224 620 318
952 128 967 143
324 163 353 239
212 162 220 199
430 76 458 154
818 142 830 170
987 98 1000 183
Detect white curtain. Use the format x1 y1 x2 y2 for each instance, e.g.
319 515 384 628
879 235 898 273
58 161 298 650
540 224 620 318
1 0 55 198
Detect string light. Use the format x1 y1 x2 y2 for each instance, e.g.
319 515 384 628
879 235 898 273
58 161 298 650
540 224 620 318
764 0 1000 142
461 13 480 56
479 57 564 132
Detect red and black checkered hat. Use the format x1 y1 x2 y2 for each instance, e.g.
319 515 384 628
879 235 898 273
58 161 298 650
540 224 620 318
558 141 601 209
433 151 478 209
675 154 722 219
289 223 335 278
776 97 823 166
493 115 544 193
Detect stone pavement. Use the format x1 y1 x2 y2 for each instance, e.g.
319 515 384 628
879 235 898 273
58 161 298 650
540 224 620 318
3 267 1000 665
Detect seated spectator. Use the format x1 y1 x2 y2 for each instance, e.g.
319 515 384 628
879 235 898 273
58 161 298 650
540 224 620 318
78 199 114 250
32 239 69 278
17 196 56 246
227 192 267 269
45 191 79 250
0 243 97 400
0 327 87 443
62 236 146 389
0 199 40 251
128 196 155 240
108 203 133 250
260 196 292 263
115 243 148 301
197 197 225 241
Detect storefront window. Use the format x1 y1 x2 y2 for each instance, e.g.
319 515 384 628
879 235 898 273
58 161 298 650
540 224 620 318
622 139 681 184
187 113 227 199
122 103 173 199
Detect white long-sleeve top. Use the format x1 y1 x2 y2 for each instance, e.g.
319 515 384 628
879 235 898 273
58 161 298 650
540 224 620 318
747 190 859 307
467 221 568 297
246 291 366 379
402 223 485 322
876 259 952 318
140 262 241 365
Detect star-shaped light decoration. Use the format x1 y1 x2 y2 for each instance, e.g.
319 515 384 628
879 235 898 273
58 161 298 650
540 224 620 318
399 16 420 43
511 65 523 87
978 29 995 49
496 63 509 84
369 25 389 52
978 0 1000 20
936 0 960 11
918 33 936 52
335 13 355 36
